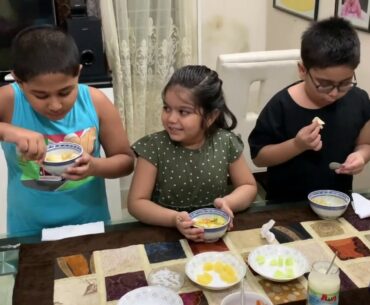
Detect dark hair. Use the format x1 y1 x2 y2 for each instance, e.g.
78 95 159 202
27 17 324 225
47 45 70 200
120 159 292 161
301 17 360 70
11 25 80 81
162 65 237 136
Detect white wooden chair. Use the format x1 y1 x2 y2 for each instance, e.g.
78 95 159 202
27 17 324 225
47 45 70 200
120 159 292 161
216 49 301 173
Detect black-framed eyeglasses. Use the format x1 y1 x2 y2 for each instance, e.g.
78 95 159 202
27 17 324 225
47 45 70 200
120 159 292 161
307 70 357 94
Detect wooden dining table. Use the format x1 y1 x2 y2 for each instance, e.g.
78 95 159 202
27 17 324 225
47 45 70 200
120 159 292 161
0 200 369 305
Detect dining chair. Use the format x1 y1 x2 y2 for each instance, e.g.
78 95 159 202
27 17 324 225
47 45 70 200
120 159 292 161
216 49 301 174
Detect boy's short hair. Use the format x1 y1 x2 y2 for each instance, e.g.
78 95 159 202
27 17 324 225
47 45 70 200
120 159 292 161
301 17 360 70
11 25 80 81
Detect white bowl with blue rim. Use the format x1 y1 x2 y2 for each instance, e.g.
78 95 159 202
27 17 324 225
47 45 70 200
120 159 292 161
308 190 350 220
189 208 230 242
42 142 83 176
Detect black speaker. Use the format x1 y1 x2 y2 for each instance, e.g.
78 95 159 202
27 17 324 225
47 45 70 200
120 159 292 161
67 16 108 82
70 0 87 17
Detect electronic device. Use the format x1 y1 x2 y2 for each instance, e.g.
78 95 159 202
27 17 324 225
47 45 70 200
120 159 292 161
67 16 109 83
0 0 56 78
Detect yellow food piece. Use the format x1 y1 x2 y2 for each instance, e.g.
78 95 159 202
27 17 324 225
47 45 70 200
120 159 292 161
213 261 225 273
45 152 77 162
203 261 214 271
196 272 212 285
45 154 61 162
194 215 226 228
200 261 237 285
219 270 238 284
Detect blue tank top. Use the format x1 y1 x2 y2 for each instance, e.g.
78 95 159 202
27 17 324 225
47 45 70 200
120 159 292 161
2 83 110 236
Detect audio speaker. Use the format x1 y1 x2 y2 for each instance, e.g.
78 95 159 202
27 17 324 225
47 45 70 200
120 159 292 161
70 0 87 17
67 16 108 82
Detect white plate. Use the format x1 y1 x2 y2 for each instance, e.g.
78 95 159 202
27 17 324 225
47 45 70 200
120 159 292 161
185 251 246 290
118 286 183 305
248 245 309 282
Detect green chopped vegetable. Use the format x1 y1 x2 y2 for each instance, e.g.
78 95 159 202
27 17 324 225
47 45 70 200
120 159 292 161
270 259 278 266
285 257 294 266
273 269 285 278
256 255 265 265
285 267 295 278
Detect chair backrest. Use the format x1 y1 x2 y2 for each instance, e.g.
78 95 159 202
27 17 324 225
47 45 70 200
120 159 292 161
216 49 301 172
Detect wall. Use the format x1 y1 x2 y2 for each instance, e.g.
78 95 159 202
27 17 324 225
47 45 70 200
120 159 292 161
266 0 370 190
200 0 267 68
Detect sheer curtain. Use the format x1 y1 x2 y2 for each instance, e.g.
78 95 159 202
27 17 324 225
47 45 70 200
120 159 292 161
100 0 198 142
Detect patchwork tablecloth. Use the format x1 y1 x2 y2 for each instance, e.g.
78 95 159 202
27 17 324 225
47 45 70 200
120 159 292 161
52 208 370 305
11 204 370 305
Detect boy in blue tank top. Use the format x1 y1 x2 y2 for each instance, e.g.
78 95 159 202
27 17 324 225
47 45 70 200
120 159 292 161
0 25 134 236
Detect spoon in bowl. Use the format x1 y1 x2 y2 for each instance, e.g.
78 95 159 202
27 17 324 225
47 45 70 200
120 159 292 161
329 162 342 170
240 277 245 305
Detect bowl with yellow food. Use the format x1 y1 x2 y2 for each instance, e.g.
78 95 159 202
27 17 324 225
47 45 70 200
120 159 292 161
308 190 350 220
43 142 83 176
189 208 230 242
185 251 246 290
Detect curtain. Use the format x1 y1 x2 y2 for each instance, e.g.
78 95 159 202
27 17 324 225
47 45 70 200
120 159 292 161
100 0 198 142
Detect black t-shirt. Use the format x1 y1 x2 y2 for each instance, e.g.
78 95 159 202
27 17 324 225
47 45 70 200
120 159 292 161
248 84 370 202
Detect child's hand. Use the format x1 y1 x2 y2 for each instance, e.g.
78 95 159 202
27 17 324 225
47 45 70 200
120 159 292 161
335 151 365 175
62 152 94 180
5 126 46 162
174 211 204 242
294 121 322 152
214 198 234 229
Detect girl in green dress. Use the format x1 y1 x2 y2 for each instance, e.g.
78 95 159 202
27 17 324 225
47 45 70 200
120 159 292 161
128 65 257 242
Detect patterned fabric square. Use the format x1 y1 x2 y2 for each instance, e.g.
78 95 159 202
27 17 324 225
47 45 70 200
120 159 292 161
54 275 99 305
339 269 357 291
326 237 370 260
309 220 345 238
99 245 144 275
289 241 331 270
344 211 370 231
55 252 94 279
227 228 266 251
105 271 147 301
180 290 208 305
343 260 370 288
188 239 229 255
271 223 311 243
258 278 306 305
145 241 186 263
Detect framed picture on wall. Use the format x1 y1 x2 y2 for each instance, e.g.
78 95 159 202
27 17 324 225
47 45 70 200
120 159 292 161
335 0 370 32
273 0 319 21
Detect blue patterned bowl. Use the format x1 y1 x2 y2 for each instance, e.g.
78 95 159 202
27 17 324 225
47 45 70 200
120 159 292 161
308 190 350 219
43 142 83 176
189 208 230 242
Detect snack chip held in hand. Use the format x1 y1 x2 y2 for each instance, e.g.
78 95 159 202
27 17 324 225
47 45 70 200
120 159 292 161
312 116 325 129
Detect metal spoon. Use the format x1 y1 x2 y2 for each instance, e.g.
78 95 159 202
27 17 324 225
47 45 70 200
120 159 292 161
329 162 342 170
326 251 338 274
240 277 245 305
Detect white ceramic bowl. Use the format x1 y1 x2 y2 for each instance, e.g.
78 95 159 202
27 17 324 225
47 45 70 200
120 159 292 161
189 208 230 242
118 286 183 305
248 245 310 282
308 190 350 220
221 291 273 305
185 251 246 290
43 142 83 176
